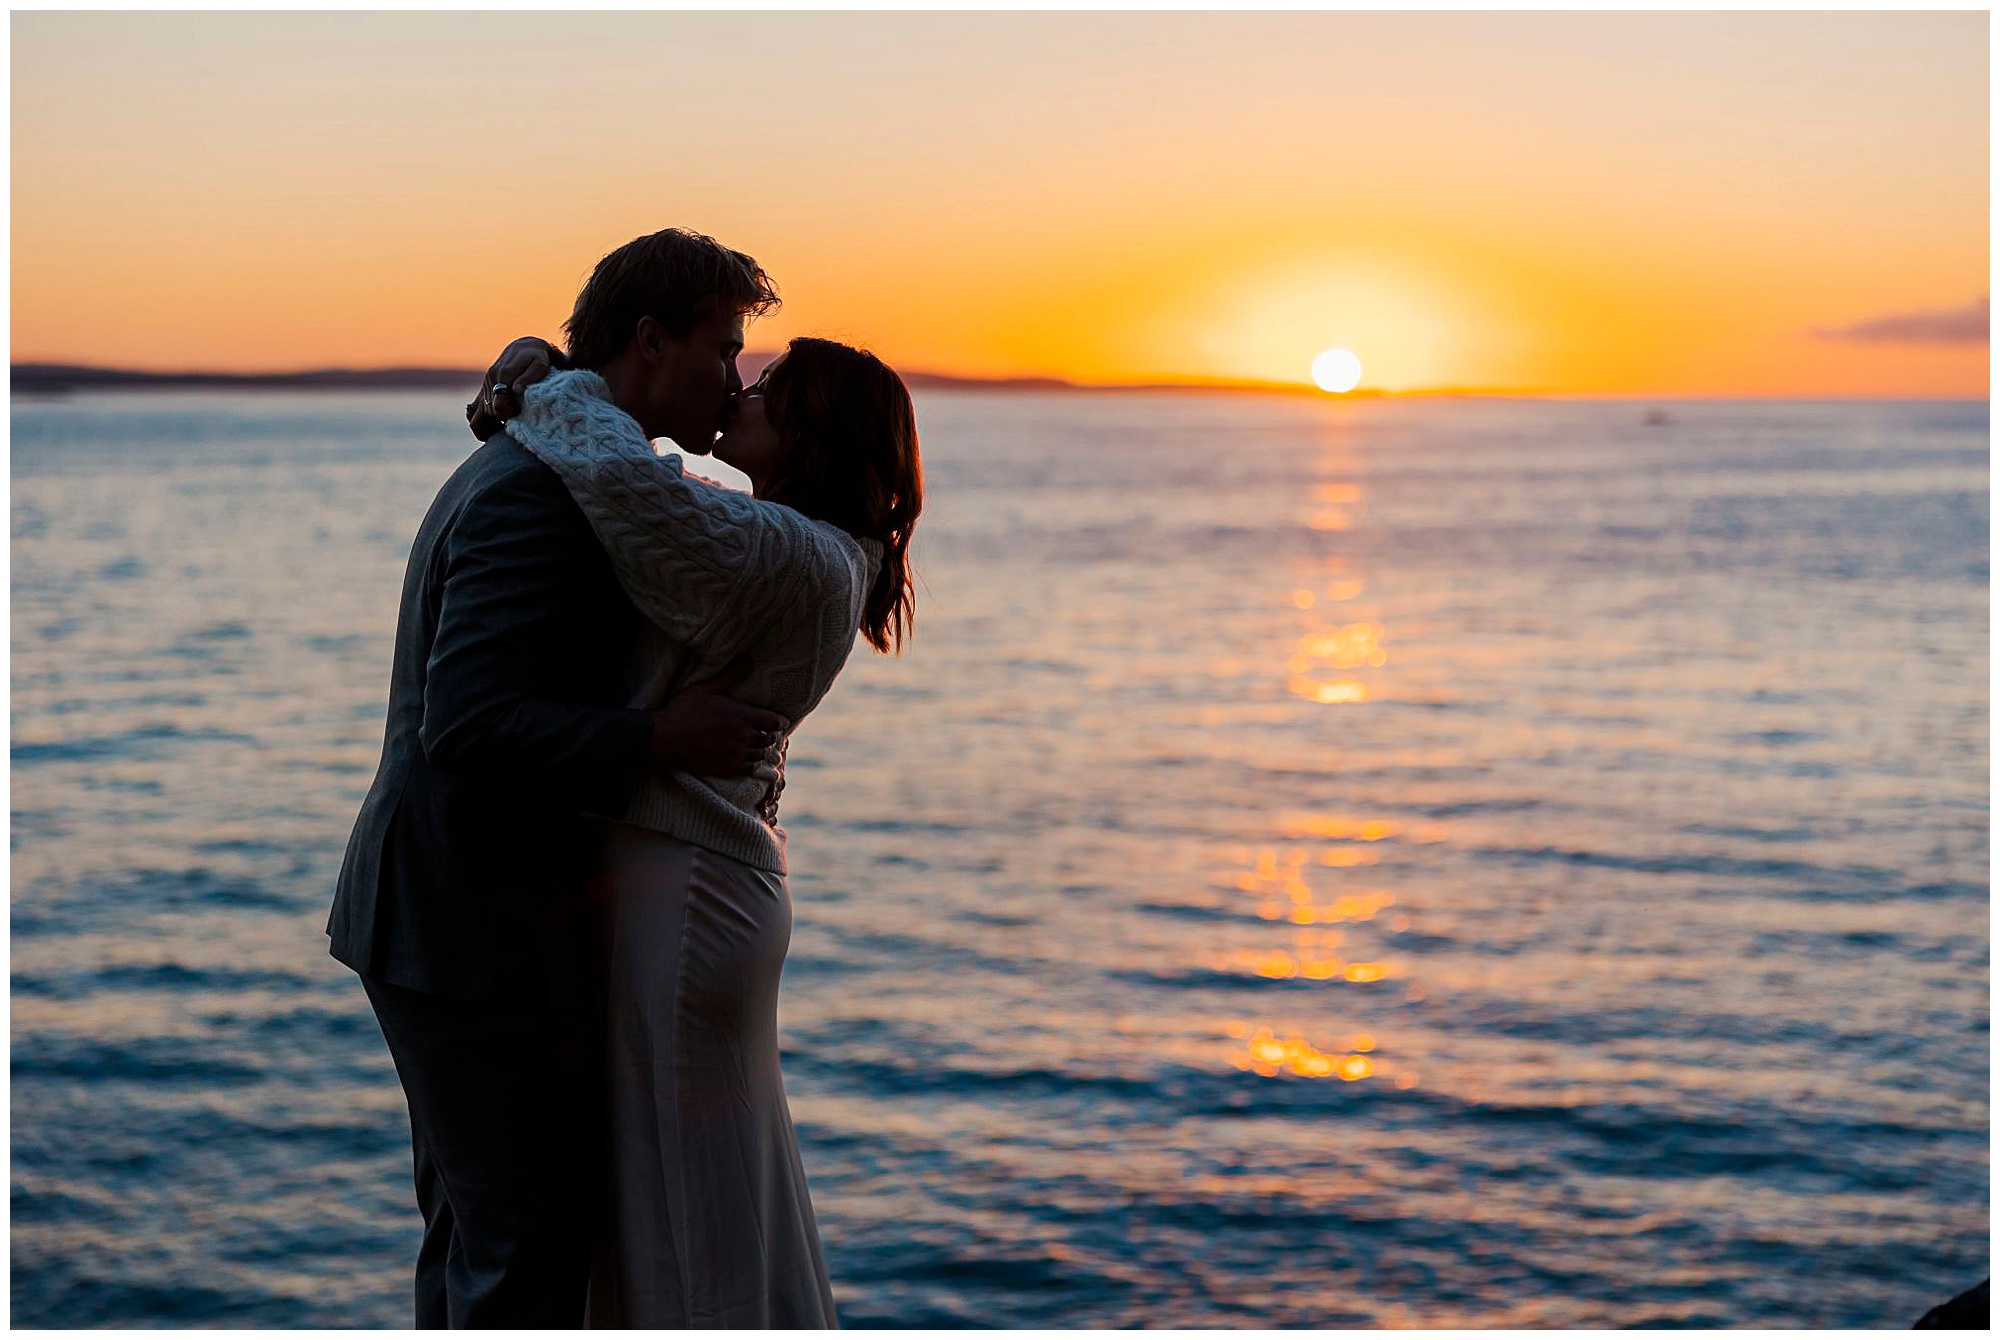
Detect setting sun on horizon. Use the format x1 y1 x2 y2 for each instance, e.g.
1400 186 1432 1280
1311 350 1365 394
11 12 1989 397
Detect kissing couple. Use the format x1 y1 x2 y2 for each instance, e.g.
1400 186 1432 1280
327 227 924 1327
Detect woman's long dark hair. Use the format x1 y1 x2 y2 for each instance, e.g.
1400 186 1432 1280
758 338 923 654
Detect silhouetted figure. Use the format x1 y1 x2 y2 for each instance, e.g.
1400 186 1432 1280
329 228 785 1327
483 329 922 1327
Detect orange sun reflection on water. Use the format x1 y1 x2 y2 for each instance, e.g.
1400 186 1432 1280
1210 457 1434 1091
1211 947 1398 981
1291 622 1389 670
1292 678 1367 704
1286 539 1387 707
1223 1024 1407 1084
1287 619 1387 706
1230 848 1401 927
1219 845 1401 974
1282 815 1400 842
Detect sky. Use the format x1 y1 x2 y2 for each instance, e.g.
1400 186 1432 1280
11 11 1990 396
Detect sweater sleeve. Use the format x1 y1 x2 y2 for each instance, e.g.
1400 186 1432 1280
506 370 852 660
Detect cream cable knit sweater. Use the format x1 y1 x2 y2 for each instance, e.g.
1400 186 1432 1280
506 369 882 874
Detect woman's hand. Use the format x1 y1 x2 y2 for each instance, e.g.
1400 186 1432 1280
465 336 567 440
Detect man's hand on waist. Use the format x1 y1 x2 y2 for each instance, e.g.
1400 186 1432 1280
649 655 789 779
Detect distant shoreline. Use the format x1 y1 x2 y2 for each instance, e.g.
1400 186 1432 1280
12 365 486 394
8 363 1983 402
7 361 1453 400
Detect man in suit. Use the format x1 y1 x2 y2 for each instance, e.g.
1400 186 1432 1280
329 228 783 1327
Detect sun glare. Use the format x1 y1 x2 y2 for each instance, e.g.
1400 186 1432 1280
1311 348 1363 393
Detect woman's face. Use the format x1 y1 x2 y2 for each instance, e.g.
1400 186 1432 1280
713 355 788 487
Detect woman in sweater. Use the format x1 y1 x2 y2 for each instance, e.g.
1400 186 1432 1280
493 335 921 1327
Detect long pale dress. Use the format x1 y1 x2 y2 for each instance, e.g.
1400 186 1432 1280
587 824 836 1327
506 370 880 1329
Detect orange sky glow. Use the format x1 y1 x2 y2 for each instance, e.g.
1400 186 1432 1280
12 12 1990 396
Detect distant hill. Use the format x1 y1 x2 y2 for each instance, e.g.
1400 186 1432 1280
11 364 481 394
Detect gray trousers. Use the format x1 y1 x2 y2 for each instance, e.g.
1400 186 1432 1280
364 975 599 1329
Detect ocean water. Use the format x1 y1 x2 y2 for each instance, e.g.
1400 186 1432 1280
10 388 1989 1328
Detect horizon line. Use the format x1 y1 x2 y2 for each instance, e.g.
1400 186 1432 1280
7 361 1986 403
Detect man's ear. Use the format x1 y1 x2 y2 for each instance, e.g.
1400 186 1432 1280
633 314 668 364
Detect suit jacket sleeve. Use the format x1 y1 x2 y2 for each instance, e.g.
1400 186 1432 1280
417 460 653 805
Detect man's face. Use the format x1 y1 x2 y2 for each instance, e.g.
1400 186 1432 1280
650 308 746 455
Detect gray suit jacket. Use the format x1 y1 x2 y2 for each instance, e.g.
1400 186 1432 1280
328 431 652 1005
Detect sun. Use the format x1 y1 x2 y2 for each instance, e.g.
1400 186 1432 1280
1311 348 1363 393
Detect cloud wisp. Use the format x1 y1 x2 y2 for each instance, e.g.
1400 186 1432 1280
1816 295 1989 345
